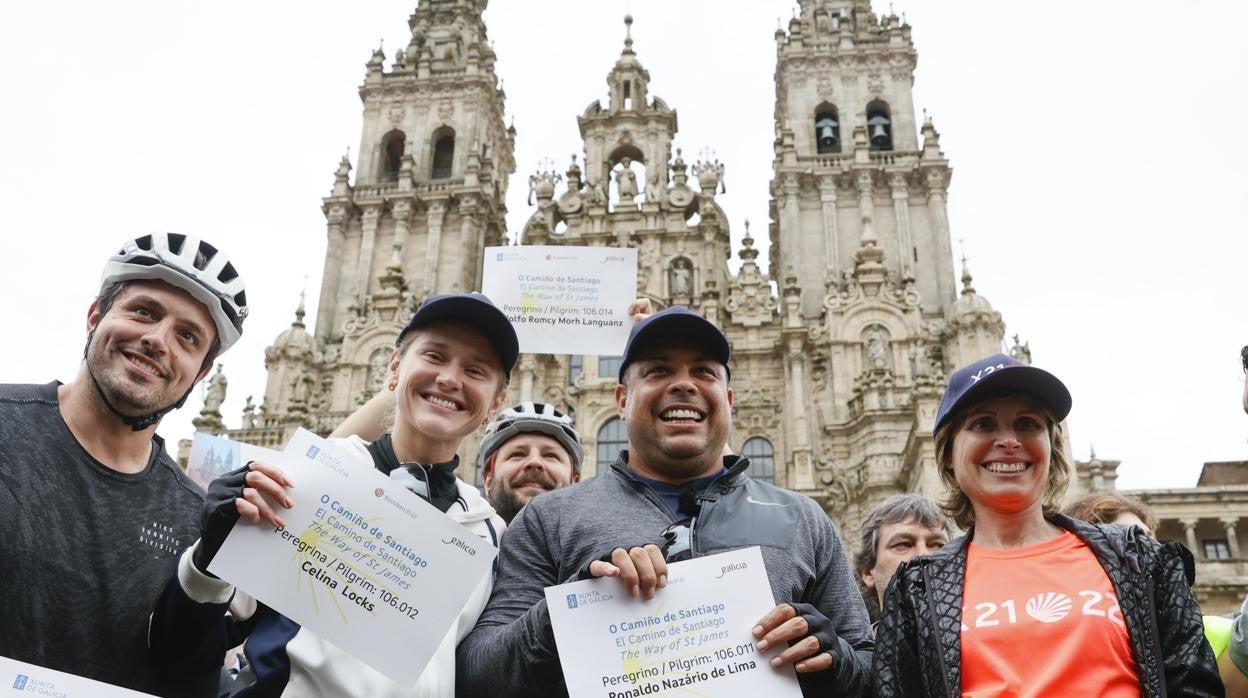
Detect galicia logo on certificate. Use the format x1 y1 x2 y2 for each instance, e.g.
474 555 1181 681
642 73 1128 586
545 547 802 698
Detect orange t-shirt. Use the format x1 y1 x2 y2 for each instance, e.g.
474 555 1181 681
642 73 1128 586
961 531 1139 697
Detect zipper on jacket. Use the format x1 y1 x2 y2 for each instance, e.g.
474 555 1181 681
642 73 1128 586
1139 541 1166 698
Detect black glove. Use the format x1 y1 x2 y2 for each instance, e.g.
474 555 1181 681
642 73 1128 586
788 602 842 664
192 464 251 577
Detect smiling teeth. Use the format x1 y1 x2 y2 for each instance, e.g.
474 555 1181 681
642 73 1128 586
985 462 1027 473
426 395 460 410
662 409 703 421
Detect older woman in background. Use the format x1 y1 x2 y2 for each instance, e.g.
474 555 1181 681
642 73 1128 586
874 353 1221 697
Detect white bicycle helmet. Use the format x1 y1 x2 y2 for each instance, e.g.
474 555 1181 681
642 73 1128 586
100 233 248 352
478 402 584 473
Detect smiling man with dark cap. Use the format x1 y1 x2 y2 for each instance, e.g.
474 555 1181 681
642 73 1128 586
458 306 874 697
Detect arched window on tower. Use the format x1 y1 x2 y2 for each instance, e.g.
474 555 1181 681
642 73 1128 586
866 101 893 151
597 418 628 467
431 127 455 179
814 104 841 154
741 437 776 484
381 129 406 182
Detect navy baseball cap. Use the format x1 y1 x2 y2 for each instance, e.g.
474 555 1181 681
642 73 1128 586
618 306 731 382
934 353 1071 435
396 293 519 380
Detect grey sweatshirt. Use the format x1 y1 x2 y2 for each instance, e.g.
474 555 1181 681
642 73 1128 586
456 453 873 697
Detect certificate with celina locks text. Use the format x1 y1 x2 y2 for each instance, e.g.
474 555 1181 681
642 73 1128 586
209 429 496 687
546 547 801 698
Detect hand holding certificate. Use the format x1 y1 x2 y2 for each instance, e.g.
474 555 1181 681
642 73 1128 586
546 547 802 698
208 429 497 687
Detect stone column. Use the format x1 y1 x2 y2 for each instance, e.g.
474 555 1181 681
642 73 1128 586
518 355 537 404
819 177 839 275
890 174 913 278
1222 517 1241 558
355 205 382 305
925 170 954 305
1182 519 1200 556
423 200 447 295
788 337 815 490
316 205 348 339
391 199 413 259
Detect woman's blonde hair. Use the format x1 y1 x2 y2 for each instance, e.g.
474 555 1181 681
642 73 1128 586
933 404 1071 530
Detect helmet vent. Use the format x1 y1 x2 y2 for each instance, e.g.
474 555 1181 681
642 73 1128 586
135 234 153 251
167 233 186 255
217 261 239 283
195 241 219 270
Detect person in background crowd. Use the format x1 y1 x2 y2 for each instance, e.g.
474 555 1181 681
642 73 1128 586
874 353 1222 697
1066 491 1245 693
0 233 248 697
854 494 954 626
458 306 875 697
477 402 583 524
150 293 514 697
1063 492 1157 537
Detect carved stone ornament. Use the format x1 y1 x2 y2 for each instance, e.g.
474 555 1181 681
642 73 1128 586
387 106 405 125
438 98 454 121
867 74 885 94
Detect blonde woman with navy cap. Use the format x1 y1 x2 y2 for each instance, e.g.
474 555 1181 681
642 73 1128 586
874 354 1221 697
150 293 514 697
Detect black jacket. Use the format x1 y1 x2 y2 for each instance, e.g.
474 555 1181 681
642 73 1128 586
873 514 1223 697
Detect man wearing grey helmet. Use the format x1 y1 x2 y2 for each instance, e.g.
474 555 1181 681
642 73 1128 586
0 233 249 696
478 402 584 524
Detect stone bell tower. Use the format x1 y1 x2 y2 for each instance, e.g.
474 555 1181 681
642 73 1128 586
514 17 736 478
223 0 515 447
768 0 1006 529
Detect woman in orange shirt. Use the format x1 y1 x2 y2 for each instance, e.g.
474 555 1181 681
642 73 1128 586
873 353 1221 697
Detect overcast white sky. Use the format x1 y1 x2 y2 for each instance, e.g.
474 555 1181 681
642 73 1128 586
1 1 1244 490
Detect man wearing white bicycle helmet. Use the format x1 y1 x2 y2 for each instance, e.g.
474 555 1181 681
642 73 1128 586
0 233 247 697
478 402 584 524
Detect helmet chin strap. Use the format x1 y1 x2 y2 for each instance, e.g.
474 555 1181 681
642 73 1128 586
86 363 190 432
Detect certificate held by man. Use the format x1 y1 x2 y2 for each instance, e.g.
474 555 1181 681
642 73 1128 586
482 245 637 356
208 429 497 686
546 547 801 698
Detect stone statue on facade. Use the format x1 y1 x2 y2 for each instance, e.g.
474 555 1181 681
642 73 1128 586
670 258 692 297
203 365 227 414
909 338 930 379
644 173 663 204
586 178 607 206
865 328 891 370
1009 334 1032 364
615 157 638 201
368 348 390 396
242 396 257 428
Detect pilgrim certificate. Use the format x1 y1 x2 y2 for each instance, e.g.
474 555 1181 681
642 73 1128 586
546 547 802 698
482 245 637 356
1 656 154 697
210 429 497 686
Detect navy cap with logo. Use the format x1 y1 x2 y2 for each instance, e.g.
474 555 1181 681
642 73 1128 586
617 306 731 382
934 353 1072 435
395 293 520 380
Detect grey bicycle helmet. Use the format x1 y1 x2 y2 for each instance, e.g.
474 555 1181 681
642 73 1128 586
478 402 584 473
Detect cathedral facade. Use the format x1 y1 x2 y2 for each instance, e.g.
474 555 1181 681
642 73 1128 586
208 0 1015 540
188 0 1248 612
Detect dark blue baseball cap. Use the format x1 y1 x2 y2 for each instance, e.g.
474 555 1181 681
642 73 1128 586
618 306 731 382
396 293 519 380
934 353 1071 435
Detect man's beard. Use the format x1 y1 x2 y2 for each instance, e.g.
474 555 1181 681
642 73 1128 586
487 471 559 524
86 335 174 415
